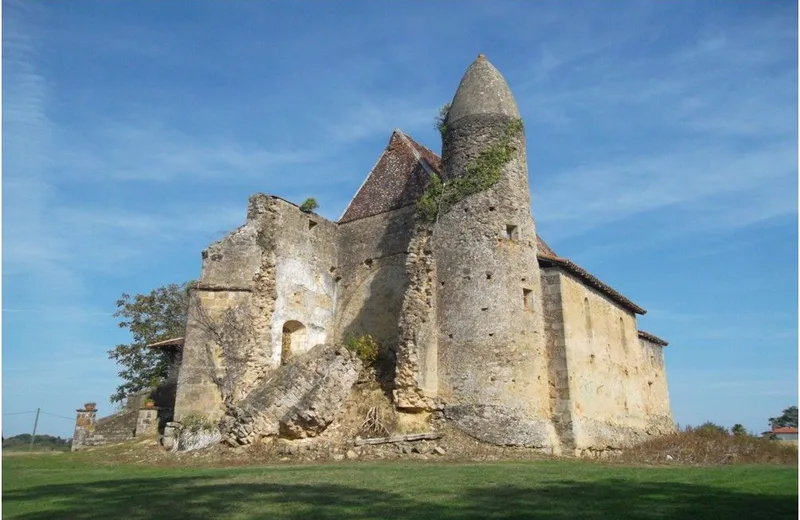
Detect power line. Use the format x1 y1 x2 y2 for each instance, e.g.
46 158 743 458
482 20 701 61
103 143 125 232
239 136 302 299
39 411 74 421
4 410 74 420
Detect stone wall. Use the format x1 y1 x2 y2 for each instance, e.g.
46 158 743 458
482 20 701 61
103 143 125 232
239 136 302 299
553 269 673 452
174 194 276 421
71 407 97 451
540 268 573 455
269 198 338 366
394 223 439 410
435 115 555 449
174 194 339 421
639 336 674 431
335 206 416 351
135 408 159 437
72 407 139 451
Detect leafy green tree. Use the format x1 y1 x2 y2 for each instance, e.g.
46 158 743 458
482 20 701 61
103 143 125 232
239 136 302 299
769 406 798 429
731 424 748 437
107 282 191 403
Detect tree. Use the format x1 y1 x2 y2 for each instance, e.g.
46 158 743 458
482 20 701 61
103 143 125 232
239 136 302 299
731 424 748 437
107 282 191 403
769 406 798 429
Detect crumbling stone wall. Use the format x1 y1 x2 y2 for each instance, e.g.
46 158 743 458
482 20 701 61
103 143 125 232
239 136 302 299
223 344 361 445
71 407 97 452
394 224 438 410
174 194 278 421
175 195 338 422
269 197 338 366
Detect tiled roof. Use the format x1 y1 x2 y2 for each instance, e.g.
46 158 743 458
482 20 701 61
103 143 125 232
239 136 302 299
146 337 184 348
338 131 558 258
771 427 798 434
339 130 440 224
536 237 556 257
638 330 669 346
337 131 647 316
537 254 647 315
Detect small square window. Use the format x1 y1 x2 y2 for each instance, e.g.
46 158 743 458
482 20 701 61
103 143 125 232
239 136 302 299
506 225 519 241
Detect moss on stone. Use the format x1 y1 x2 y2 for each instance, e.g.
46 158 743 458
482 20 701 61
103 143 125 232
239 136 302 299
417 118 524 223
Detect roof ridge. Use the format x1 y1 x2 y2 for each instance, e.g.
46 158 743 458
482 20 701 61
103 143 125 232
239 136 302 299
394 129 422 161
395 129 439 178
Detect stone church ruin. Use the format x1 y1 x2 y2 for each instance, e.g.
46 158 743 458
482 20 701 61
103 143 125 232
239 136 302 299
75 55 675 456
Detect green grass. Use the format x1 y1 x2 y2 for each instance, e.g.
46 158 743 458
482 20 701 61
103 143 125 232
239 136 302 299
3 453 797 520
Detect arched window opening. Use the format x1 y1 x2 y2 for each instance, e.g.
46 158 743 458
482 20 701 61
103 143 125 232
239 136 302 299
281 320 307 365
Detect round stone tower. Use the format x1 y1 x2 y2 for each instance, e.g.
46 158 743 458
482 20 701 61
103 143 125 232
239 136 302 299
433 55 557 450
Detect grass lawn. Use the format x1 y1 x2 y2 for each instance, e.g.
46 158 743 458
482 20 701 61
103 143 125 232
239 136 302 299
2 453 797 520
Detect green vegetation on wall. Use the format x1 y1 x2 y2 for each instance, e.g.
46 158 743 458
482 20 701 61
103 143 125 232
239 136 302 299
180 413 218 433
345 333 380 367
299 198 319 213
417 118 524 223
434 103 451 139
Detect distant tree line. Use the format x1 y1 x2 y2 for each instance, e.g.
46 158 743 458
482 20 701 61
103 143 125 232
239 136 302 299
3 434 72 452
685 405 798 438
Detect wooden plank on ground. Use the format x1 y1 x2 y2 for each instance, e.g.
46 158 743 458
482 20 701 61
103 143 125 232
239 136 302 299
354 432 442 446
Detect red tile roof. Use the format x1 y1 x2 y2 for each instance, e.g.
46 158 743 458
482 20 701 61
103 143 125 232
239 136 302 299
771 427 798 434
337 130 647 317
339 130 440 224
339 131 557 256
536 237 557 257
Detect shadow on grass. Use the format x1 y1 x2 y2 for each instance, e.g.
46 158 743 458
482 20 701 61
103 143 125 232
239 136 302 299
3 474 797 520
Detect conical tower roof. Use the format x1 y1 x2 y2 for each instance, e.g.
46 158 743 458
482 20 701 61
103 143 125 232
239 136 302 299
447 54 520 124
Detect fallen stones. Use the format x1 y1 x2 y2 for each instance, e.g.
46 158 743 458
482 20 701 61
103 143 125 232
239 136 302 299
224 345 362 445
174 427 222 452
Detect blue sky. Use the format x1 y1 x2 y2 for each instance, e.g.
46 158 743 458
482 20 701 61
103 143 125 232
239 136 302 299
3 0 797 438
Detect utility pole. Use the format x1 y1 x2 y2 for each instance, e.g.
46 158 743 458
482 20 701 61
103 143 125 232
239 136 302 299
29 408 40 451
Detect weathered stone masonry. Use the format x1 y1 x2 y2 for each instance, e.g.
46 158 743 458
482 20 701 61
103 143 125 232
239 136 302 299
166 54 675 454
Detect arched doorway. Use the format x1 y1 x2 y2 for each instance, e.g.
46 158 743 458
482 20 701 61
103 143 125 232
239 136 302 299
281 320 306 365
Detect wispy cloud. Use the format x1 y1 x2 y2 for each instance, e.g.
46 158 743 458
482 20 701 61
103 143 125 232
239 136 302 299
524 14 796 249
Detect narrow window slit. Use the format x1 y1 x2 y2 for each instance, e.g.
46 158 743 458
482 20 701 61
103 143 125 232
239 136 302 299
523 288 533 311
